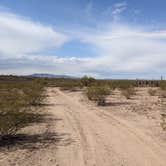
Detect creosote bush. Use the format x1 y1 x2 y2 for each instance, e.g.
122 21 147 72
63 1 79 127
0 79 45 139
86 86 110 106
81 76 96 87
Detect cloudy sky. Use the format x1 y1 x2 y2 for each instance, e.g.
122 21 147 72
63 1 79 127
0 0 166 79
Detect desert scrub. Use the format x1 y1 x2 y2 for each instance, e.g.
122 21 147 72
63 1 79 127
159 81 166 90
158 81 166 98
81 76 96 87
148 88 157 96
59 81 81 91
22 80 45 106
118 80 136 99
0 79 45 139
86 86 110 106
0 110 43 138
0 89 27 138
121 86 136 99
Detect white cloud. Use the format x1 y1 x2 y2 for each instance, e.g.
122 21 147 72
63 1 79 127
1 20 166 79
1 7 166 79
73 23 166 78
0 11 69 56
0 10 93 77
0 54 91 76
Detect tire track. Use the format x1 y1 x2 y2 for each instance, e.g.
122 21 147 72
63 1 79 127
48 88 166 166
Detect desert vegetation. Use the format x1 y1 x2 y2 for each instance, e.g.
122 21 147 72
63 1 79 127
159 80 166 90
0 77 45 140
46 78 82 91
86 85 110 105
80 76 96 87
120 86 136 99
158 81 166 98
159 81 166 131
1 75 166 165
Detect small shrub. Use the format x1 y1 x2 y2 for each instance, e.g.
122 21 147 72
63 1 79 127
81 76 96 87
121 87 136 99
0 79 45 139
0 110 44 139
23 80 45 106
86 86 110 106
148 88 157 96
0 90 26 138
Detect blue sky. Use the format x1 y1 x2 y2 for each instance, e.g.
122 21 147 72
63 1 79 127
0 0 166 78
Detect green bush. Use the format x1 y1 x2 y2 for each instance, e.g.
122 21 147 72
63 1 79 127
81 76 96 87
86 86 110 106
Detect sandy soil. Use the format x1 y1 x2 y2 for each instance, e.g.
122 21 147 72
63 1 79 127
0 87 166 166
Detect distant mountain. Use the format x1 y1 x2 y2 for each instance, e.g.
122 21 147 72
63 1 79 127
27 73 76 79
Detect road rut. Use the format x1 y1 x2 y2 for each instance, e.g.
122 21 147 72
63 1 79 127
46 88 166 166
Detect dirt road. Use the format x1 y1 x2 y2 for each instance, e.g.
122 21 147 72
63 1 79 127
1 87 166 166
46 88 166 166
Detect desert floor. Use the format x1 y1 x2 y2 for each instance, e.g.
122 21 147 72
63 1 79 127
0 87 166 166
